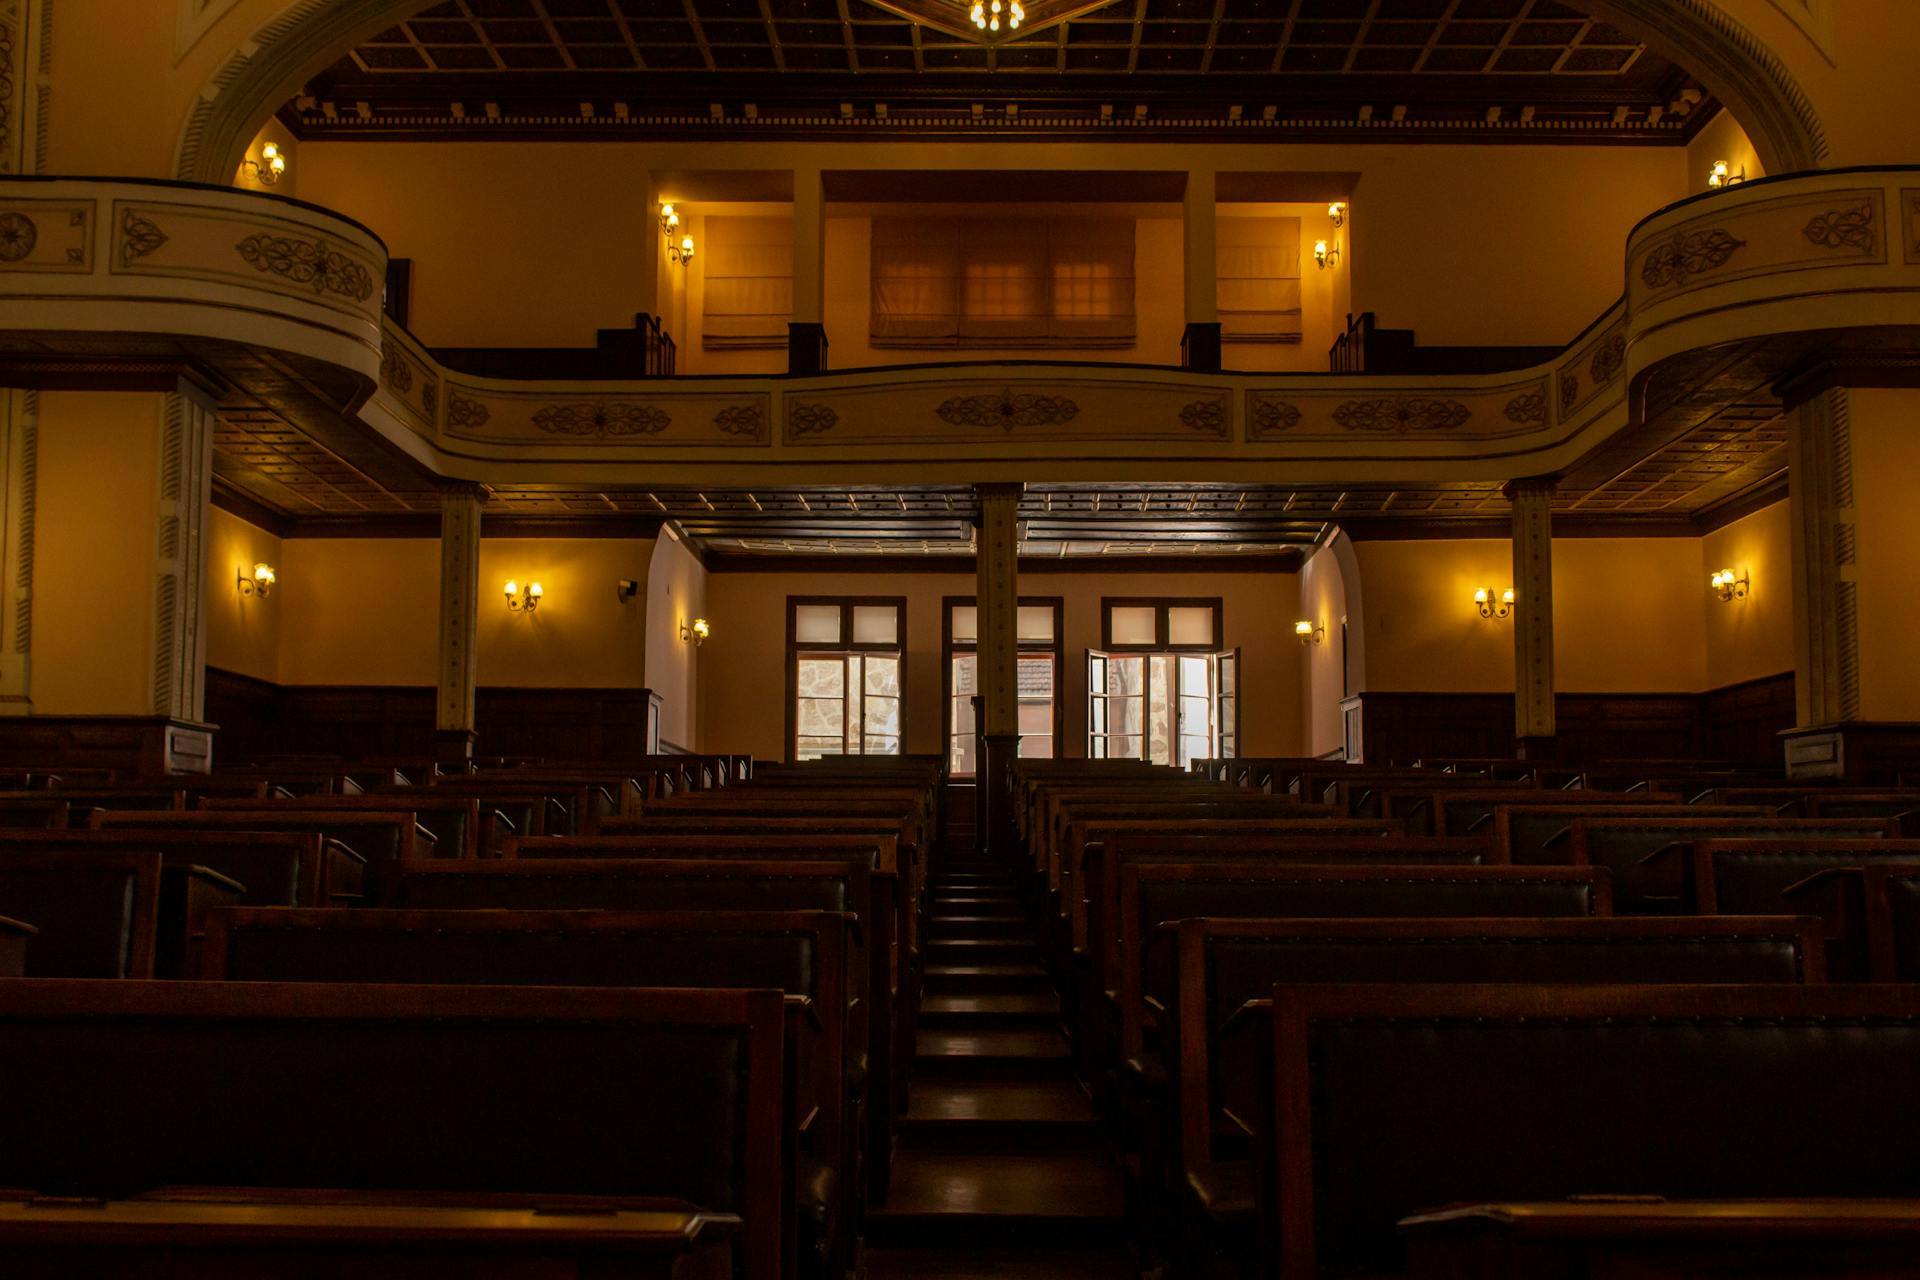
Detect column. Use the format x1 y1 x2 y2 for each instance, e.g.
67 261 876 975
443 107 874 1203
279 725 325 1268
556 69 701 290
152 390 215 728
975 482 1022 854
1507 478 1556 758
788 166 828 374
434 488 483 762
0 390 36 715
1785 387 1852 729
1181 168 1220 373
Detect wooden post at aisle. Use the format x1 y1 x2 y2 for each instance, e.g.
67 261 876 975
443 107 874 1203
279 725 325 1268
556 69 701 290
434 488 483 764
1508 477 1557 759
975 482 1022 855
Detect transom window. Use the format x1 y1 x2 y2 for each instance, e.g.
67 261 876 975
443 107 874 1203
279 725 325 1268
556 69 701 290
788 598 905 761
1089 598 1238 769
944 597 1064 777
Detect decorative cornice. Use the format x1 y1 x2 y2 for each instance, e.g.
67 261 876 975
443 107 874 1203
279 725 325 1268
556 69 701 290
936 388 1079 431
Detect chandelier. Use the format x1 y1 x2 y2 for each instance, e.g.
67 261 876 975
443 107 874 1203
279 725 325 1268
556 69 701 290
970 0 1023 32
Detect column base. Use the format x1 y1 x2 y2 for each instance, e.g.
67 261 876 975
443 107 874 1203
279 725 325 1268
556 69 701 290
978 733 1020 857
432 727 478 767
787 323 830 376
0 716 214 777
1515 734 1559 762
1781 721 1920 784
1181 322 1222 374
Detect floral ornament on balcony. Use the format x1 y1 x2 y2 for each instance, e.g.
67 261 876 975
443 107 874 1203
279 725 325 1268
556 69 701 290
236 232 375 302
532 402 671 439
1249 396 1304 437
1589 331 1627 385
0 212 36 262
1559 371 1580 414
1178 398 1229 438
788 402 839 436
1802 204 1875 251
1638 226 1746 289
936 388 1079 431
379 341 413 393
712 402 766 440
445 391 490 429
1504 388 1548 426
119 210 168 266
1332 397 1471 433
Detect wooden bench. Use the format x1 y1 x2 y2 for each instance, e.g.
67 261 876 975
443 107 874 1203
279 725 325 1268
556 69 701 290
200 794 484 861
1432 788 1686 844
0 913 32 976
199 906 854 1280
1165 917 1822 1276
1568 817 1898 913
0 980 788 1280
1255 984 1920 1279
1493 803 1765 866
0 795 70 828
0 828 348 907
1685 837 1920 917
0 848 161 977
1398 1198 1920 1279
1784 862 1920 981
95 809 432 878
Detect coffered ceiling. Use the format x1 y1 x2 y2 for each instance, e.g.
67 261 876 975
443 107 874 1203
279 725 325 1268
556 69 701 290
285 0 1716 144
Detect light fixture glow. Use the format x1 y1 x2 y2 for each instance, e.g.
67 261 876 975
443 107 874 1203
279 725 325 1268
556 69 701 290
1327 201 1347 227
1295 620 1324 646
239 562 276 598
1313 238 1340 270
670 233 695 265
241 141 288 186
970 0 1021 32
505 580 541 612
682 616 712 646
1475 587 1514 619
1711 568 1750 601
1707 159 1745 189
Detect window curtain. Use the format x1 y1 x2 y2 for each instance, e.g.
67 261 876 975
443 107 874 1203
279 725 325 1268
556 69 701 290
701 216 793 349
871 216 1135 347
1217 216 1303 343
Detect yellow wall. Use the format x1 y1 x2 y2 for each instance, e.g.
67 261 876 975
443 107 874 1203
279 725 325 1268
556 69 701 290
697 567 1302 763
276 539 439 686
31 392 166 715
206 505 283 683
1551 539 1707 692
1848 388 1920 719
644 531 707 749
1354 539 1517 693
1686 106 1764 197
232 117 299 199
1297 538 1352 756
1701 500 1793 688
475 539 654 689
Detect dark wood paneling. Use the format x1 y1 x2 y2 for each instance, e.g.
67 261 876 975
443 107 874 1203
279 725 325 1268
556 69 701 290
0 717 214 777
203 668 286 763
1351 673 1795 769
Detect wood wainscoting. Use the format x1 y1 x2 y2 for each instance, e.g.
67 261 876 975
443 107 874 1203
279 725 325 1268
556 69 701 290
206 670 662 763
1343 673 1795 769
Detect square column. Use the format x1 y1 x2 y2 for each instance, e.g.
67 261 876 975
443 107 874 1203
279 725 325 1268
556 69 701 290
1181 169 1220 373
0 390 37 716
434 489 483 763
1507 478 1556 757
974 482 1022 853
789 167 828 374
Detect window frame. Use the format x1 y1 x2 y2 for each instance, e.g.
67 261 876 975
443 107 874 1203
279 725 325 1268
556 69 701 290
941 595 1066 777
1099 597 1224 653
785 596 908 763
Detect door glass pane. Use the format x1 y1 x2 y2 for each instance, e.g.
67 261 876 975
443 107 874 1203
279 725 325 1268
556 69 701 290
950 606 978 644
1106 656 1145 696
862 654 902 754
1017 700 1052 736
1110 605 1157 645
1016 605 1055 643
1169 606 1215 646
1149 654 1173 766
1018 734 1054 759
950 655 977 776
795 604 842 644
852 605 900 645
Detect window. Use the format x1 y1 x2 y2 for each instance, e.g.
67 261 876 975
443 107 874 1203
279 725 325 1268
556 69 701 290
1217 216 1303 343
788 598 905 761
702 215 793 349
870 216 1135 347
944 597 1064 777
1089 599 1240 769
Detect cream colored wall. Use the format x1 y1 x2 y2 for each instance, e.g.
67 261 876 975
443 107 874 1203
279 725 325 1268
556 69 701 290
1701 500 1793 688
206 505 283 683
276 538 439 686
1846 389 1920 719
1297 539 1351 756
644 531 708 750
697 567 1302 763
31 392 167 714
1552 539 1708 692
476 539 653 689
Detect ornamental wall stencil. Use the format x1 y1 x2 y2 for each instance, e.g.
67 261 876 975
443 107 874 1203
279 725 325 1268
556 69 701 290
788 402 839 436
379 342 413 393
1332 397 1471 434
712 403 765 439
0 10 14 173
1802 204 1875 251
235 232 375 302
1559 371 1580 414
120 209 168 266
1250 396 1304 436
1638 227 1747 288
532 402 671 439
1178 398 1229 437
0 210 33 262
1590 332 1627 385
445 391 490 429
1504 388 1549 426
420 380 439 418
936 388 1080 431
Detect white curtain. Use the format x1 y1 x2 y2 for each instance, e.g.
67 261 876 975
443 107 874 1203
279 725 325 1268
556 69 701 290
1217 216 1303 343
871 218 960 342
701 216 793 349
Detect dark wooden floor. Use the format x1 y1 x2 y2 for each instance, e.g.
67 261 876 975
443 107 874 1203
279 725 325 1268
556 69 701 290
865 840 1134 1279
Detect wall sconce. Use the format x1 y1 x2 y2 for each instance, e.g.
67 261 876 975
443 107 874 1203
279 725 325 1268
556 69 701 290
616 579 640 602
1294 620 1325 646
681 617 711 646
660 205 695 264
1313 238 1340 270
238 563 276 598
1327 201 1347 228
504 579 542 612
1474 587 1515 619
1711 568 1750 601
1707 160 1746 189
670 234 695 265
241 142 287 185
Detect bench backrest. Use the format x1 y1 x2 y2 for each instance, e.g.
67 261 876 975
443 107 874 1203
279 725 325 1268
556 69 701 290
0 828 333 907
0 913 33 976
0 848 160 977
1571 817 1897 912
95 809 427 863
1692 838 1920 916
200 796 482 860
1496 804 1765 865
1268 983 1920 1278
0 979 784 1279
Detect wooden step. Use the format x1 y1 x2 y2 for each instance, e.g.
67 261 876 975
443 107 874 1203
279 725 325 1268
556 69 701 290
916 1027 1074 1064
927 915 1029 939
934 893 1022 909
866 1150 1125 1245
902 1080 1098 1130
864 1247 1138 1280
925 938 1041 965
920 991 1061 1021
923 963 1051 992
